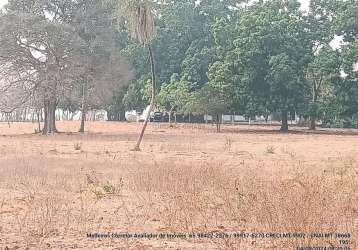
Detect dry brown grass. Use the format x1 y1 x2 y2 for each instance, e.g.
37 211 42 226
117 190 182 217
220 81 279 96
0 121 357 249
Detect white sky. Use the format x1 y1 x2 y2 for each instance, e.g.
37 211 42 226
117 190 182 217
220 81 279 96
0 0 6 9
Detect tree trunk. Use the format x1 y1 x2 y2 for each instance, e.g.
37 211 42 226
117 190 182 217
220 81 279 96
37 110 41 133
280 109 289 132
119 110 126 121
42 99 57 134
219 114 222 132
51 103 57 130
216 114 221 133
265 115 268 123
309 117 316 130
79 82 87 133
309 94 318 130
40 109 43 122
31 110 35 123
79 109 86 133
168 112 172 124
133 45 156 151
168 106 175 127
6 113 10 128
43 101 48 134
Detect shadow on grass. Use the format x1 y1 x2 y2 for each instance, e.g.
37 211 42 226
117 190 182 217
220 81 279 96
222 126 358 136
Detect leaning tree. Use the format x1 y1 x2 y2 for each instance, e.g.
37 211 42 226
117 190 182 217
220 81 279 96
111 0 157 151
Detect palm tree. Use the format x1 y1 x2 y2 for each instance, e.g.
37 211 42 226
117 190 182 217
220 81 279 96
114 0 157 151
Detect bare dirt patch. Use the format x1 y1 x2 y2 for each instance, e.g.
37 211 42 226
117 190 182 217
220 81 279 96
0 122 357 249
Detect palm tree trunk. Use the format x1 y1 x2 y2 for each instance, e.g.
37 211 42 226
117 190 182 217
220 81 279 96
133 45 156 151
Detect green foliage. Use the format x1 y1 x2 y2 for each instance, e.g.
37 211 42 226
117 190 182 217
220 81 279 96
122 79 148 111
189 84 229 117
2 0 358 129
115 0 357 130
157 74 190 114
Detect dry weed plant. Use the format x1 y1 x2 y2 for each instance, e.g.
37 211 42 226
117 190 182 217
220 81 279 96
224 137 233 152
122 157 357 249
0 125 357 249
73 142 82 151
281 145 297 158
1 154 357 249
265 145 276 154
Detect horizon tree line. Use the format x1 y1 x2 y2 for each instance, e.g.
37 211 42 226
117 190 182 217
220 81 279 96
0 0 357 147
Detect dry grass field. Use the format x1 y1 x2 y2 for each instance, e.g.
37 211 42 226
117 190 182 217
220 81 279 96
0 121 357 249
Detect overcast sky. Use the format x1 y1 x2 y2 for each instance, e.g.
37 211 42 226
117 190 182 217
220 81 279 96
0 0 6 9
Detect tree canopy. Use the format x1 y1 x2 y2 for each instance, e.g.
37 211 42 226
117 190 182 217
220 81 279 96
0 0 357 132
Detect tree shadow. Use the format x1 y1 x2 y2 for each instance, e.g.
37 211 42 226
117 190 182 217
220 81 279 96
223 127 358 136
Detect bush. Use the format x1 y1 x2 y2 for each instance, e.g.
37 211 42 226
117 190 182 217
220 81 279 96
322 115 358 129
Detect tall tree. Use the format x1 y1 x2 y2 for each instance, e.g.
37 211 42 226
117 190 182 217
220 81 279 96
72 0 132 133
0 0 132 133
223 0 310 132
333 0 358 124
0 6 87 134
111 0 157 151
306 47 340 129
157 73 190 125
